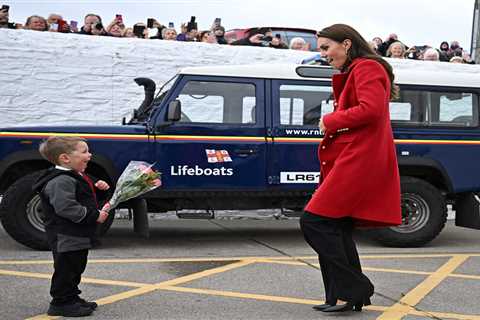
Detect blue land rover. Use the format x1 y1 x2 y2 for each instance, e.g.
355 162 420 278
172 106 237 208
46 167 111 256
1 61 479 250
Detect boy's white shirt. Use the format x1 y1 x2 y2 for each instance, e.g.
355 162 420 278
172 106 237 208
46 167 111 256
55 165 72 171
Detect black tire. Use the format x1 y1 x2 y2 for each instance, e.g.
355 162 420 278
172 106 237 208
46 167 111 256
371 176 447 247
0 171 49 250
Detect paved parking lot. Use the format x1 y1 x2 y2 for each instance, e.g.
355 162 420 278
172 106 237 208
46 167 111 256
1 218 480 319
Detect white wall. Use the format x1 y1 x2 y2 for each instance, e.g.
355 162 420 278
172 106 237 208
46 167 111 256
0 29 312 127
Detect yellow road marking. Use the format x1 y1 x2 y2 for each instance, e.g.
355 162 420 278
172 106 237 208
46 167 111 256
3 253 480 265
91 260 255 306
0 269 147 287
376 255 469 320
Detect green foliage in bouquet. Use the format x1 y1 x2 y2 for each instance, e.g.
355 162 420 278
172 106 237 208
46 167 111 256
108 161 162 210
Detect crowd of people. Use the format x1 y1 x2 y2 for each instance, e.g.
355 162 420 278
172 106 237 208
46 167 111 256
0 5 475 64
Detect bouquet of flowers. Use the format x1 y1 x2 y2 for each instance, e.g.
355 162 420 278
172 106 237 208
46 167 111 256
107 161 161 211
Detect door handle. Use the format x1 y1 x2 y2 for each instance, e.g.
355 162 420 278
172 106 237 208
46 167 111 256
234 149 257 157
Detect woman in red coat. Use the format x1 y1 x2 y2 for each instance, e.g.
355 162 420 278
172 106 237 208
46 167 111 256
300 24 402 313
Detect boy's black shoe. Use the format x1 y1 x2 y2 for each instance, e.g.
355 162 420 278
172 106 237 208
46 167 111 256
76 297 98 310
47 302 93 317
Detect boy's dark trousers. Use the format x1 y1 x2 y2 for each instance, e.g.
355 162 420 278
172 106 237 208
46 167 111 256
50 249 88 306
299 212 374 304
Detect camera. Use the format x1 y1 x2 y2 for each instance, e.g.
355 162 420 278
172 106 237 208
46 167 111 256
259 35 272 42
94 22 103 30
133 25 145 38
147 18 154 29
168 22 174 28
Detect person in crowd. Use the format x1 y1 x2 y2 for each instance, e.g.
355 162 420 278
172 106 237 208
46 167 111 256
132 22 148 39
386 41 406 59
47 13 70 33
270 34 288 49
212 25 228 44
162 27 177 40
438 41 450 61
301 23 401 313
0 5 16 29
377 33 398 56
372 36 383 47
448 40 462 60
289 37 308 50
122 27 135 38
230 27 273 47
105 18 125 37
439 41 449 53
198 30 217 43
423 48 440 61
77 13 102 35
177 18 197 41
34 136 110 317
24 15 48 31
450 56 464 63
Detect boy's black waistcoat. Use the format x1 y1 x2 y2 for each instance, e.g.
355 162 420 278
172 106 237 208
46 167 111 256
33 168 99 238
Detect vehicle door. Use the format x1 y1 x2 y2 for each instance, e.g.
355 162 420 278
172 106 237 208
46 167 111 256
152 75 267 191
391 85 480 191
269 79 333 189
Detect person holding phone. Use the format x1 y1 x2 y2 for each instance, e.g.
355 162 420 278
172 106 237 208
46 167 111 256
106 16 125 37
212 25 227 44
0 5 16 29
77 13 102 35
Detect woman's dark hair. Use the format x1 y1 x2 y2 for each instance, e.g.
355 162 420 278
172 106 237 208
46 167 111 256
317 24 398 99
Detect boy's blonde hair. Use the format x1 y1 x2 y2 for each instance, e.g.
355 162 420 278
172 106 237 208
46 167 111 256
39 136 86 165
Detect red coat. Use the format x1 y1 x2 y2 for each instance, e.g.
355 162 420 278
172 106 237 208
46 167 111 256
304 58 401 227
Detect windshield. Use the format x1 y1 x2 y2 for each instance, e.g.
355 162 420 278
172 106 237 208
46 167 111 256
153 74 179 106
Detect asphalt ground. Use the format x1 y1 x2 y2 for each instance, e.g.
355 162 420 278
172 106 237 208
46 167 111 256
1 217 480 320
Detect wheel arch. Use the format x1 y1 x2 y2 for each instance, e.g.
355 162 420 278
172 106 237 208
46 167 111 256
398 157 453 194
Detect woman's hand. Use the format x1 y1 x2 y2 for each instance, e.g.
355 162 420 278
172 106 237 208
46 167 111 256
319 118 327 133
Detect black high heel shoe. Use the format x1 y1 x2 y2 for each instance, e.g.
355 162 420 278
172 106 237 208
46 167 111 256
322 297 371 313
312 303 333 311
321 302 353 313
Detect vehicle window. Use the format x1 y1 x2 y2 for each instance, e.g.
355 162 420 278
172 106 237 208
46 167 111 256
438 93 475 125
176 81 256 124
285 31 317 51
391 88 478 127
279 85 333 126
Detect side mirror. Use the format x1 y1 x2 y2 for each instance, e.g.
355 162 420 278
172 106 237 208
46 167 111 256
167 100 181 121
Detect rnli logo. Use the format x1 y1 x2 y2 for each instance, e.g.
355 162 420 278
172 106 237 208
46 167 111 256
206 149 232 163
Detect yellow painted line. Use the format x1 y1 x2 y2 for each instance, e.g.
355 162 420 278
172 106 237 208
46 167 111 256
408 309 480 320
26 260 254 319
25 315 58 320
160 286 387 312
0 268 147 287
3 253 477 266
0 269 52 280
95 260 254 305
450 273 480 281
259 259 433 276
376 255 469 320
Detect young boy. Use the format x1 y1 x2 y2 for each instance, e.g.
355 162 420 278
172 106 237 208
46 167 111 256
34 136 110 317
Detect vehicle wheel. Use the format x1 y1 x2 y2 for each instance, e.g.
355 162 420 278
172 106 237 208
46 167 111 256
0 171 49 250
371 176 447 247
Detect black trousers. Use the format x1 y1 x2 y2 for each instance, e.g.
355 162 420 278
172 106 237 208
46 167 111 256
50 249 88 306
299 212 374 304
